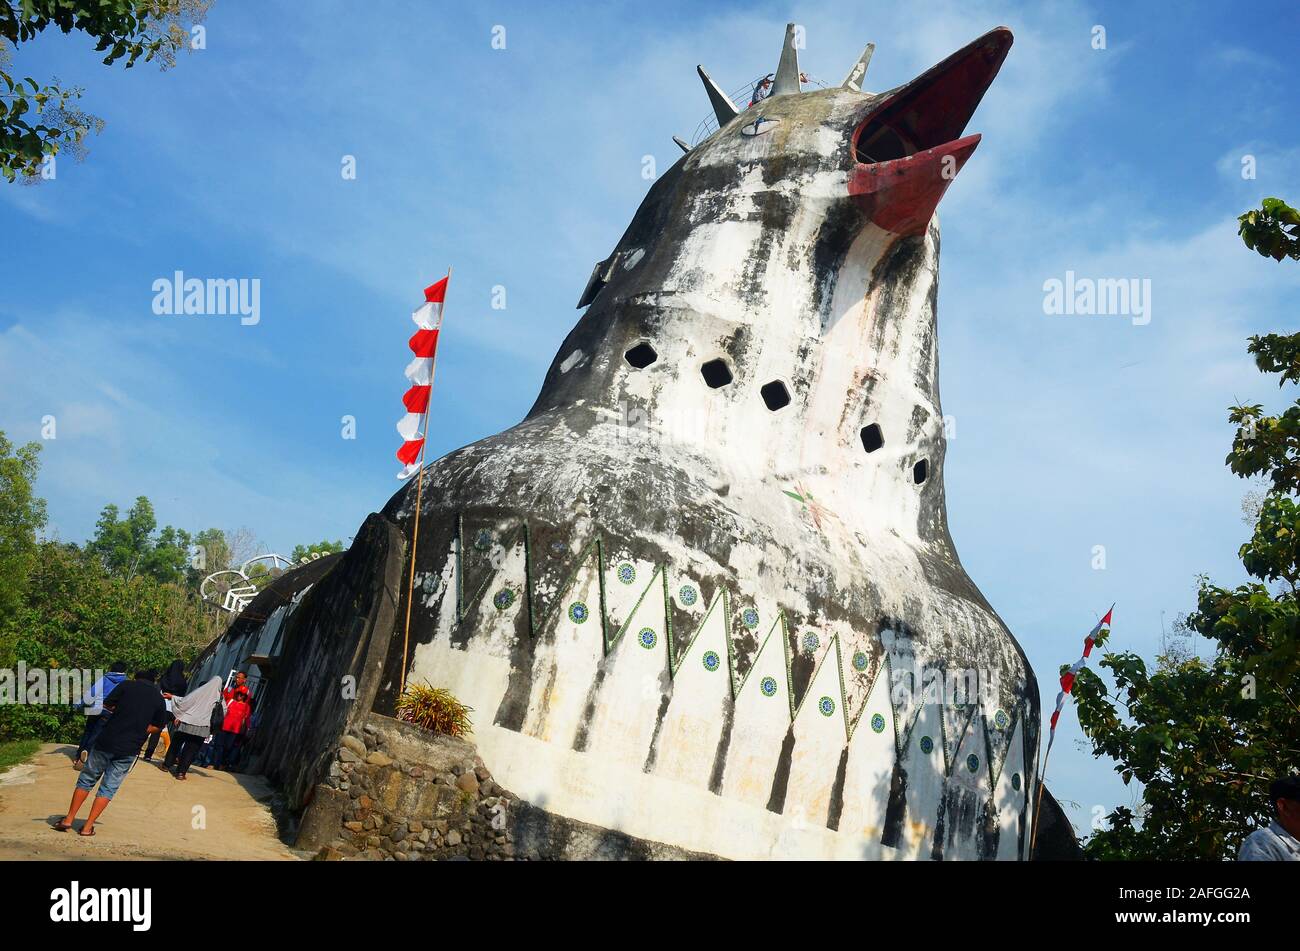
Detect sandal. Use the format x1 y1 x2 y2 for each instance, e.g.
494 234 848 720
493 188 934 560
53 820 74 832
78 827 96 837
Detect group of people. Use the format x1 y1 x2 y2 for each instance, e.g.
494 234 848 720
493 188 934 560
163 669 255 776
56 663 256 837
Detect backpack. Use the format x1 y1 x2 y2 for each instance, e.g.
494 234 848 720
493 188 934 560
210 700 225 734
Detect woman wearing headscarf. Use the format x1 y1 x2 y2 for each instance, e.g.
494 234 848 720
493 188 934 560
143 660 187 763
164 676 223 780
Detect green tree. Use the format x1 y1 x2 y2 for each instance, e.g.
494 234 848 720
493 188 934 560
0 0 210 182
0 539 223 742
140 523 193 585
87 495 196 585
1074 200 1300 860
291 539 344 563
186 525 229 592
0 431 242 741
0 432 47 666
191 526 230 572
88 495 151 577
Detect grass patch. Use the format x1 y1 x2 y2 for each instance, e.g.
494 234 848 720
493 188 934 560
0 739 41 774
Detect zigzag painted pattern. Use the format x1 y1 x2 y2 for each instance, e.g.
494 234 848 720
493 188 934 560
443 514 1027 800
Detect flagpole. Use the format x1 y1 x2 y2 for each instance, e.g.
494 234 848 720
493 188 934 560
1029 603 1113 859
399 266 450 696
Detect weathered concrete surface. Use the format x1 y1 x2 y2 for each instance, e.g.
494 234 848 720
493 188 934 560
511 801 722 861
240 512 405 811
295 784 352 853
1031 784 1084 861
360 26 1038 860
0 745 296 861
189 550 343 681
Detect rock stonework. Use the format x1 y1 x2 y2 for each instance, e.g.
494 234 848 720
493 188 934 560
304 714 718 861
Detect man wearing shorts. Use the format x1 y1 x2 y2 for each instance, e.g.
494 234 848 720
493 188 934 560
54 669 168 837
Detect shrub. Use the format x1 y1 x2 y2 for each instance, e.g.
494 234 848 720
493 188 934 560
395 682 473 737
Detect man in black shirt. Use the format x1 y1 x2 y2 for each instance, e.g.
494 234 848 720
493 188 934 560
54 670 168 836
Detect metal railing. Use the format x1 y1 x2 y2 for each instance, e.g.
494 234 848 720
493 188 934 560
689 74 830 146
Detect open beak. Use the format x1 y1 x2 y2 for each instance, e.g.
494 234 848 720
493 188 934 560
849 27 1013 236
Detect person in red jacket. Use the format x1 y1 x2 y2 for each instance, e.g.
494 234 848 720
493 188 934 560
222 671 251 703
213 687 251 771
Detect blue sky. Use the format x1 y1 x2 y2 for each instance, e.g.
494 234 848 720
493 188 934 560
2 0 1298 836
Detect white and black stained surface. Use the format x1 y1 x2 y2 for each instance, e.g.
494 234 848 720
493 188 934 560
245 24 1045 860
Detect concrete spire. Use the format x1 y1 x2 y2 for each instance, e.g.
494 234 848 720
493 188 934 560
696 65 739 127
770 22 801 96
841 42 875 90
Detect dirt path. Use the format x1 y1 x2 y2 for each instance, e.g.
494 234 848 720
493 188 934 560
0 744 300 861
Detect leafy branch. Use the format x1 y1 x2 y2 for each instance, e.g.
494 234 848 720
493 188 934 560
1238 197 1300 262
0 1 209 181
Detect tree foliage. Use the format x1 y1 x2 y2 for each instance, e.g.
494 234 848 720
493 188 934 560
0 426 347 743
1238 197 1300 263
0 432 47 666
0 427 222 742
191 526 230 574
0 538 223 742
87 494 196 586
1075 204 1300 860
290 539 344 564
0 0 210 181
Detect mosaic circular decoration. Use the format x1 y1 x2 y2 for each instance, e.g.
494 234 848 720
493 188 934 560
918 735 934 755
742 608 760 630
617 562 636 585
818 696 835 717
759 676 778 698
966 753 980 773
852 651 869 672
492 588 515 611
638 627 656 650
993 709 1010 730
678 584 698 606
702 650 721 672
473 529 492 552
801 631 819 653
567 601 589 624
1011 773 1022 791
870 713 886 734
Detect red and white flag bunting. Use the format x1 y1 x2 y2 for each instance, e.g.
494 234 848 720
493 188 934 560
1046 604 1114 755
396 276 448 479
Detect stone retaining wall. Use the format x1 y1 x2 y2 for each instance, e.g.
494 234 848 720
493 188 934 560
298 713 719 861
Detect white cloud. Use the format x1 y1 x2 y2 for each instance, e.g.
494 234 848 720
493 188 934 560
1211 46 1285 73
